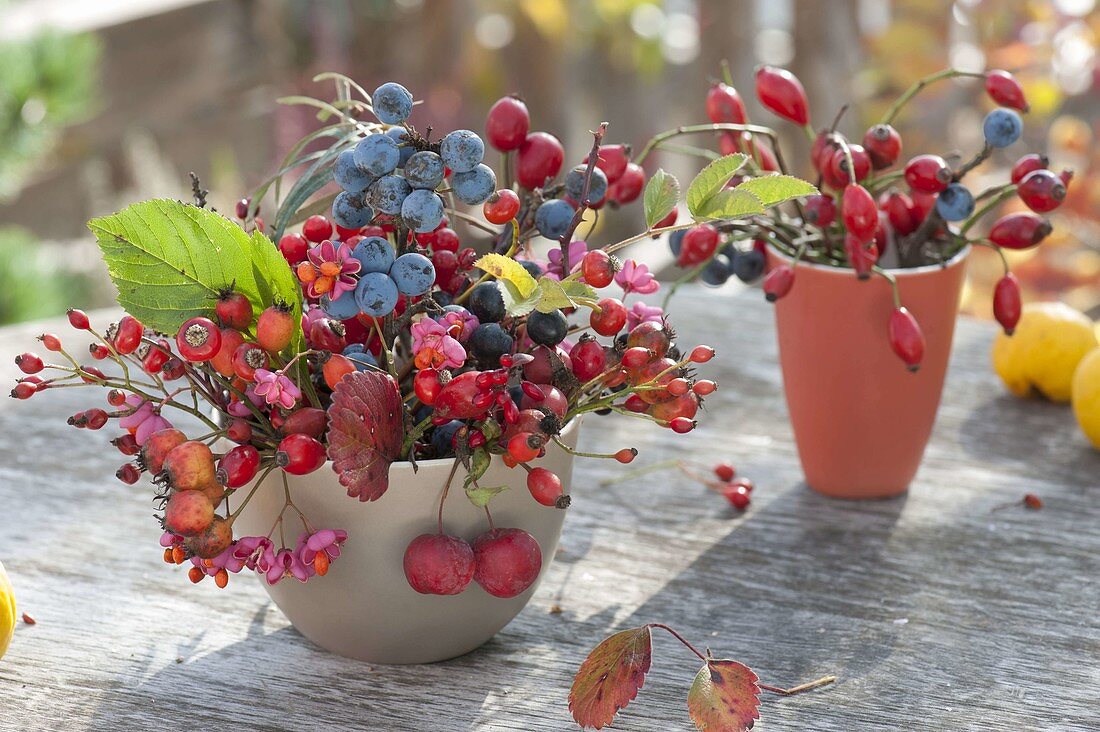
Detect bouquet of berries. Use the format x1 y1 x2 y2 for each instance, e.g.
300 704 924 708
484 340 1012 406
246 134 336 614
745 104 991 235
651 65 1069 371
8 74 825 600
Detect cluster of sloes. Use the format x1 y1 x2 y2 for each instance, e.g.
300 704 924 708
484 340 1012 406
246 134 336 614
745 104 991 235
331 82 497 233
668 226 767 288
320 236 435 319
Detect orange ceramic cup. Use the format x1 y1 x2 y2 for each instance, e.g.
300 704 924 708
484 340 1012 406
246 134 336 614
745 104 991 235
766 244 970 499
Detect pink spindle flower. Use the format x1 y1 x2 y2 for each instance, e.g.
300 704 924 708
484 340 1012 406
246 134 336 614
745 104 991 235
119 395 174 445
615 259 660 295
298 240 361 299
546 240 588 279
627 301 665 331
411 318 466 370
253 369 302 410
265 546 314 585
301 306 327 334
297 529 347 576
191 543 249 576
159 531 184 548
232 536 275 572
436 308 479 342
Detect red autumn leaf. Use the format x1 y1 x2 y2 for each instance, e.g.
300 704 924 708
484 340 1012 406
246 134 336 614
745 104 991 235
686 659 761 731
569 626 653 729
326 370 404 501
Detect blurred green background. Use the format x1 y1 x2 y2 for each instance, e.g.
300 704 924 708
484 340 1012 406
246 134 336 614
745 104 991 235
0 0 1097 323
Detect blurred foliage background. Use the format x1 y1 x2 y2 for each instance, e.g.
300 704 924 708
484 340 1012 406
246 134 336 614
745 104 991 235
0 0 1096 324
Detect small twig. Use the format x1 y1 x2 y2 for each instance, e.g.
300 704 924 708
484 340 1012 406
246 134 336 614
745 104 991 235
558 122 609 274
189 172 209 209
759 676 838 695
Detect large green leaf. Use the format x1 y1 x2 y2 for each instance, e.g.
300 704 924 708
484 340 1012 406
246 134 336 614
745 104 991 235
735 174 818 208
643 168 680 229
694 188 765 220
88 199 302 338
686 154 749 217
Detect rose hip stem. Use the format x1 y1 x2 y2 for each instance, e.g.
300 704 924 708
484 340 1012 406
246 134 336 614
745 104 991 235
879 68 987 125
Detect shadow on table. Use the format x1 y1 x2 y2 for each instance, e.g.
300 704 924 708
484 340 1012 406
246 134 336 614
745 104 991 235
957 393 1100 486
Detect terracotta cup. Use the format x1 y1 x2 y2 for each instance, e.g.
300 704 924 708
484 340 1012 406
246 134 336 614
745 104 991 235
765 245 970 499
233 418 580 664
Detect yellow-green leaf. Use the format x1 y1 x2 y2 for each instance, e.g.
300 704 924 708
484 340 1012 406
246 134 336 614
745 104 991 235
694 188 765 221
735 174 818 208
686 660 761 732
686 154 749 217
643 168 680 229
465 484 507 508
569 627 653 729
474 253 538 297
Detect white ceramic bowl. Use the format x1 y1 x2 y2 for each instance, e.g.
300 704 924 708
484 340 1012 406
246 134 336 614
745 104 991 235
233 418 580 664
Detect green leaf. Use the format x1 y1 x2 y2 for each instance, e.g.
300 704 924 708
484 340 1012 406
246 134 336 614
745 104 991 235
474 253 539 297
735 174 818 208
686 154 749 217
694 188 765 221
686 660 761 732
643 168 680 229
88 199 302 338
569 627 653 730
462 447 491 490
465 484 507 508
500 279 543 316
532 277 601 313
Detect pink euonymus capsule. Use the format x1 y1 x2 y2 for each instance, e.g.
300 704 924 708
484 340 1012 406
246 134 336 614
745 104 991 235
992 273 1022 335
888 307 925 372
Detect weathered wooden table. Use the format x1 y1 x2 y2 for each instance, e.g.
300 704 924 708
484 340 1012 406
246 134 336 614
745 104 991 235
1 287 1097 731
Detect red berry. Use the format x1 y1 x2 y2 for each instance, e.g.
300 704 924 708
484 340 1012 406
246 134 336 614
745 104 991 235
841 184 877 242
653 209 677 229
15 352 43 374
1010 153 1048 185
164 490 214 536
581 249 616 288
320 353 354 391
519 383 567 419
10 382 35 400
472 528 542 598
280 407 328 439
309 318 346 353
527 467 566 508
429 227 460 253
84 408 109 430
723 484 751 510
302 215 333 243
80 363 107 382
175 317 222 362
508 432 543 463
116 463 141 485
516 131 565 189
844 233 877 280
989 213 1052 250
67 308 90 330
112 433 139 456
706 83 747 124
693 379 717 396
413 369 442 406
1016 170 1066 213
825 145 871 188
256 305 295 353
608 163 645 204
754 66 810 125
89 343 110 360
614 447 638 464
904 155 952 194
884 191 918 235
140 428 187 474
689 345 715 364
483 189 521 224
486 96 530 152
985 70 1029 112
226 418 252 444
216 444 260 488
730 477 754 493
39 333 62 352
590 297 627 336
586 143 631 183
763 264 795 302
811 131 842 173
231 342 268 381
403 533 476 595
862 124 902 170
678 225 719 267
669 417 695 434
888 307 924 372
275 433 326 475
1023 493 1043 509
278 233 310 265
804 194 836 227
714 462 736 482
216 291 252 330
992 273 1022 335
113 316 144 355
570 336 607 382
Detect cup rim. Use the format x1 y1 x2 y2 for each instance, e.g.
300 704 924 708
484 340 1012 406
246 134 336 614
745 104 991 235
766 241 971 277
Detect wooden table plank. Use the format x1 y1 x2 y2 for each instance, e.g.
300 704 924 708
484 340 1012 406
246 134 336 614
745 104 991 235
0 287 1097 731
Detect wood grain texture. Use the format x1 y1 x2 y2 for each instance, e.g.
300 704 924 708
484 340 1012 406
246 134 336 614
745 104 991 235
0 287 1097 731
